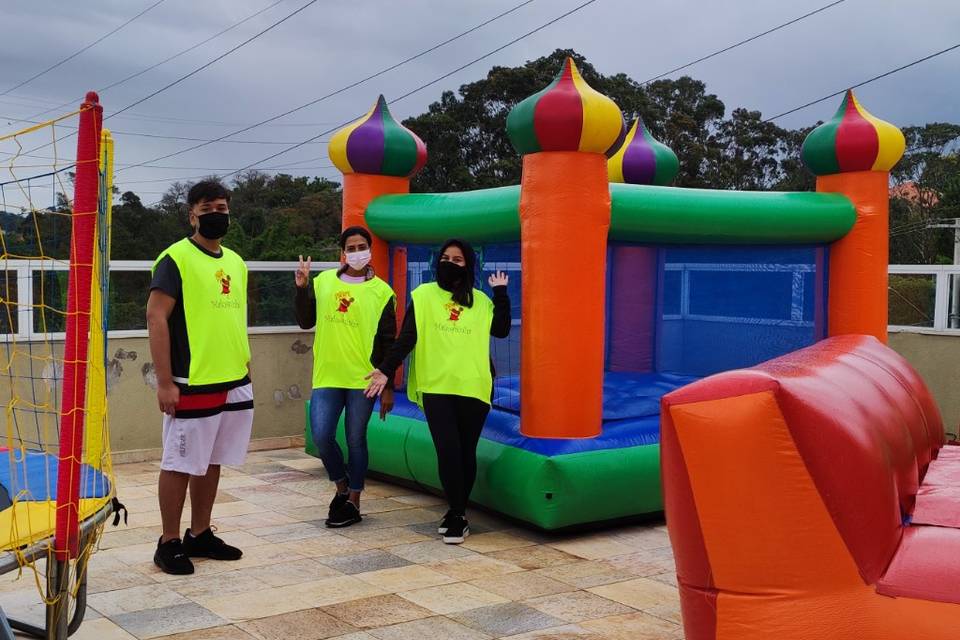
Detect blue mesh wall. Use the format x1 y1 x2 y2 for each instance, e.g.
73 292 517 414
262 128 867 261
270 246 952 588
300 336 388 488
652 245 828 376
396 242 828 389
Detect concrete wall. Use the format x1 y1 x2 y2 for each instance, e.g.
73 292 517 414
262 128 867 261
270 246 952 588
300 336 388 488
9 329 953 457
889 331 960 438
105 331 314 458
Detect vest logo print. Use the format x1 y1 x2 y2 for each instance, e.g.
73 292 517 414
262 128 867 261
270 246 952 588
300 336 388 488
335 291 355 313
215 269 232 295
445 301 464 322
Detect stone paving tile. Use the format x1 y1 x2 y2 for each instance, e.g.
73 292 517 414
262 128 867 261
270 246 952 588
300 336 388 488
468 571 575 600
580 611 685 639
522 590 634 623
500 624 601 639
318 549 413 575
449 602 567 638
70 449 686 640
238 608 357 640
354 565 457 592
110 602 227 639
398 581 509 615
386 539 477 564
88 583 190 616
488 545 581 570
320 594 433 629
366 615 492 640
587 577 680 612
154 625 258 640
70 617 140 640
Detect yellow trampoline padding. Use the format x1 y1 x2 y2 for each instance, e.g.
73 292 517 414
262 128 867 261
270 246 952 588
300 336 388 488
0 497 111 552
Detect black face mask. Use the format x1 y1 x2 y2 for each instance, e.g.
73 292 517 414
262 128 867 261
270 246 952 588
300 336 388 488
437 260 467 291
195 212 229 240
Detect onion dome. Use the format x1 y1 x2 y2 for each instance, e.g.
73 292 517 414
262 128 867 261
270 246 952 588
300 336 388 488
328 95 427 177
608 118 679 185
801 90 905 176
506 57 623 156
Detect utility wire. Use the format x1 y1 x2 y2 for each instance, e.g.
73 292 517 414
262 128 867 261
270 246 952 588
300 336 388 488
0 0 168 97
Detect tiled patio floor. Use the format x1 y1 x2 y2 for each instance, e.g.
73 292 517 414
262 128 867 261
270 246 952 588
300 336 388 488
1 448 684 639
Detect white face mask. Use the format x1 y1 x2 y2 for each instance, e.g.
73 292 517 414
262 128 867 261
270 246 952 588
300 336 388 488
345 249 371 271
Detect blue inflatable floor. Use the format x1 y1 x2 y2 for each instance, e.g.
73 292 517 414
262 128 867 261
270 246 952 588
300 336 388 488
392 371 699 457
0 450 111 503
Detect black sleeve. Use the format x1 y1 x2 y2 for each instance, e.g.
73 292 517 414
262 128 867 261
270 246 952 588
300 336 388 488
378 301 417 379
294 282 316 330
149 255 182 300
490 285 511 338
370 297 397 366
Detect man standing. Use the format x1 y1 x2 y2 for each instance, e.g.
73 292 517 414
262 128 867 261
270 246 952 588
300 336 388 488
147 180 252 575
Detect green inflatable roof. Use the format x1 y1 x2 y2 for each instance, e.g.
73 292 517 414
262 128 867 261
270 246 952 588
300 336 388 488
365 183 856 245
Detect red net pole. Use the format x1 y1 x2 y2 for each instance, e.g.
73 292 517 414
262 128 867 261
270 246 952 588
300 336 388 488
54 91 102 560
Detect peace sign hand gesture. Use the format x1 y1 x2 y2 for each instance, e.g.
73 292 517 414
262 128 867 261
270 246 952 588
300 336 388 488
488 270 509 288
295 255 312 289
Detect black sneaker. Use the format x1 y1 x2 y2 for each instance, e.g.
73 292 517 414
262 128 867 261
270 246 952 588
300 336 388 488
438 510 454 535
182 527 243 560
329 492 349 519
154 537 194 575
442 516 469 544
326 500 362 528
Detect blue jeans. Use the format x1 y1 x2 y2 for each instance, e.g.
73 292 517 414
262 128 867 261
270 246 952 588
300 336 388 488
310 388 375 492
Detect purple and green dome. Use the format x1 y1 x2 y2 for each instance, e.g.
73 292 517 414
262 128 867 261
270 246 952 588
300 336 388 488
328 95 427 177
506 58 623 156
607 118 679 185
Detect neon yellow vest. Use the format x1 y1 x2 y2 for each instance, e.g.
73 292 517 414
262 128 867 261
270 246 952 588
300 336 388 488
153 238 250 386
312 269 395 389
408 283 493 406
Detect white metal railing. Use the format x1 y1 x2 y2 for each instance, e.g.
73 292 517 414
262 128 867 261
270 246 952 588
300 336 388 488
0 259 339 342
888 264 960 334
0 260 957 341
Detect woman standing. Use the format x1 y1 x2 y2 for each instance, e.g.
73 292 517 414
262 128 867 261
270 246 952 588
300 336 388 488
296 226 396 528
366 239 510 544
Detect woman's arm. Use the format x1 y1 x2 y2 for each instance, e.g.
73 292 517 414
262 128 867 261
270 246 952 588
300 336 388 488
490 285 511 338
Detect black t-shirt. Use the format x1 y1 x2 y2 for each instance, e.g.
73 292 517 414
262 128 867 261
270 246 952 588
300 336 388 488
150 238 249 394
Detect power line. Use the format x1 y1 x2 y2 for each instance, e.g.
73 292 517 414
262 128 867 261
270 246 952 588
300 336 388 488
20 0 287 123
0 0 168 97
115 0 539 173
108 0 320 120
226 0 609 177
766 42 960 121
641 0 848 85
12 0 321 157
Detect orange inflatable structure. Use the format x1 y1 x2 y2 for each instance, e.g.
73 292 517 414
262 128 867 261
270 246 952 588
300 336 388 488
661 335 960 638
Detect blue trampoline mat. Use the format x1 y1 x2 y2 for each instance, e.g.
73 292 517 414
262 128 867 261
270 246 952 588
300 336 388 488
0 450 111 503
393 371 699 456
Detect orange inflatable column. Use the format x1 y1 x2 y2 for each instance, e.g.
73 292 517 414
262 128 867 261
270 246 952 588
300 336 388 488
800 90 905 342
506 58 624 439
328 95 427 278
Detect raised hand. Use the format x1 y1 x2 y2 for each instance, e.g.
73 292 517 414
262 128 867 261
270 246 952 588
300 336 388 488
488 270 509 288
295 255 312 288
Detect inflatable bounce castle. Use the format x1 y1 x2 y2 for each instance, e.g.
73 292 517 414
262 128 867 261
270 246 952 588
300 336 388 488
307 58 960 636
306 59 896 530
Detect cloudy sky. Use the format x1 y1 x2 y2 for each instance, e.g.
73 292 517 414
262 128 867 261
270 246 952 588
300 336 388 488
0 0 957 206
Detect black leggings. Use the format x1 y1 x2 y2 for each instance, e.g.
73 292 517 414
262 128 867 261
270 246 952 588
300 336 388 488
421 393 490 516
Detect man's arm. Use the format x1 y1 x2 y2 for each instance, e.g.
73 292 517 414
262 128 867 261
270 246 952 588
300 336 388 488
147 289 179 415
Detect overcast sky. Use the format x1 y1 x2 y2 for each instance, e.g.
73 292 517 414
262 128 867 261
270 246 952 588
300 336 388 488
0 0 957 206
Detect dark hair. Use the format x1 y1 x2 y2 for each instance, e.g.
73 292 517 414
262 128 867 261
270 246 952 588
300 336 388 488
339 226 373 250
436 238 476 308
187 180 231 207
